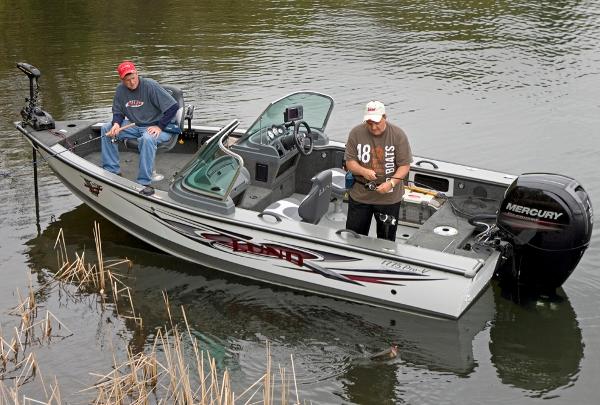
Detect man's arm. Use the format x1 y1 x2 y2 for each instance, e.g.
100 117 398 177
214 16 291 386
376 163 410 193
346 159 377 181
111 112 125 126
157 103 178 130
107 93 125 137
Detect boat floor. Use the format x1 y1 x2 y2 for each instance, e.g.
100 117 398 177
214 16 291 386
86 150 419 243
85 149 491 261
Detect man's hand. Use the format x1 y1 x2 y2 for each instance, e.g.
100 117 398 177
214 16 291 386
376 180 394 194
362 168 377 181
106 123 121 138
345 160 377 181
147 125 162 138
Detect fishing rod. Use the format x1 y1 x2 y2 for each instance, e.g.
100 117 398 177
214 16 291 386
24 122 137 166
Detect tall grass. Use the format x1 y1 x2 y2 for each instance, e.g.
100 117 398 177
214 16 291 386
89 293 304 404
1 223 309 405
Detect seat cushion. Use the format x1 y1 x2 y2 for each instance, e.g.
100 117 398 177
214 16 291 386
262 198 302 221
330 167 347 196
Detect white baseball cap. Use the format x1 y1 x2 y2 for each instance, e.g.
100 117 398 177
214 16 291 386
363 100 386 122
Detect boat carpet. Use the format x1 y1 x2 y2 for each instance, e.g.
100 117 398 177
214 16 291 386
404 202 476 254
86 150 190 191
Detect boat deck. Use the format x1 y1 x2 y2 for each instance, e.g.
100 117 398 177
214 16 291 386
85 149 490 260
86 150 425 243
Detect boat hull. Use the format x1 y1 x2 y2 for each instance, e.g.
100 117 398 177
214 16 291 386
19 124 498 319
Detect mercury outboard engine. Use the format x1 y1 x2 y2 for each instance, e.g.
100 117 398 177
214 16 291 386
496 173 593 291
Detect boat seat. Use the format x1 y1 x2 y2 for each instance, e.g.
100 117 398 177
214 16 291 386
123 85 191 153
327 167 347 221
262 169 332 224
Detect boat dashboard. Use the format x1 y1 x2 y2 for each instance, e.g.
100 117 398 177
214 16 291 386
229 91 334 188
242 123 298 158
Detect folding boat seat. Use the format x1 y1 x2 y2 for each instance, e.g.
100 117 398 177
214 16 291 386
123 85 193 180
122 85 190 153
327 167 347 221
262 169 332 224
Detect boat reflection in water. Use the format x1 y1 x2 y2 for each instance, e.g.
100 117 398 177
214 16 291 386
25 204 583 402
490 283 583 396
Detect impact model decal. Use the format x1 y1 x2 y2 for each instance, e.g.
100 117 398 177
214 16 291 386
381 260 431 275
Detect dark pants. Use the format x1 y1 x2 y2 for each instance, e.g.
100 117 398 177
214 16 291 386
345 196 401 241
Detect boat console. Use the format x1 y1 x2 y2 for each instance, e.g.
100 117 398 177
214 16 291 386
227 92 334 210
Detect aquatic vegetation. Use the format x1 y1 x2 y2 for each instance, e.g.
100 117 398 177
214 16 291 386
89 295 304 404
1 224 308 405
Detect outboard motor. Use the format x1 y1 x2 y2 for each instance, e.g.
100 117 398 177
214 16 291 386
496 173 593 291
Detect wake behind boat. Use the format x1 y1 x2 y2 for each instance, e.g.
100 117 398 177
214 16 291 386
14 63 593 319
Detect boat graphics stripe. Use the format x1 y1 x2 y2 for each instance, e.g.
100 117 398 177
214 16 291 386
202 224 360 262
133 203 446 288
153 213 362 286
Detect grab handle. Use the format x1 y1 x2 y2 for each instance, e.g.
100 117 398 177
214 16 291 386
415 160 439 169
258 212 282 222
336 229 360 238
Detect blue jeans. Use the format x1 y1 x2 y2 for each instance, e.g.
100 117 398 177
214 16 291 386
100 121 172 185
345 196 401 241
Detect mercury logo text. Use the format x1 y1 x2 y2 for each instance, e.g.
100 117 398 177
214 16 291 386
505 203 563 220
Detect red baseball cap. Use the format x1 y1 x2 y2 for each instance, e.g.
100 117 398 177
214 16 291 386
117 61 137 79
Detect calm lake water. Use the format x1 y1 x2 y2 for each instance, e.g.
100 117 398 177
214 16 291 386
1 1 599 403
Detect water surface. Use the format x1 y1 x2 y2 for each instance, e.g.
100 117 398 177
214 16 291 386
1 1 599 403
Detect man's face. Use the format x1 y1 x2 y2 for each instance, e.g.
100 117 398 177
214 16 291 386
121 72 139 90
365 116 387 136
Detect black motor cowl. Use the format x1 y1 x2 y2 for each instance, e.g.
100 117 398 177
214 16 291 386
497 173 593 291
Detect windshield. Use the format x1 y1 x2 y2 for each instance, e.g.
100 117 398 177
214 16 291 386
175 120 243 200
242 91 334 142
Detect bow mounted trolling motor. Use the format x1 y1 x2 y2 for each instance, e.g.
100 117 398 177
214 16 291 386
17 62 55 131
495 173 593 292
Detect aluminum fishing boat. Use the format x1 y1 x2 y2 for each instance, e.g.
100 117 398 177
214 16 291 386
14 63 593 318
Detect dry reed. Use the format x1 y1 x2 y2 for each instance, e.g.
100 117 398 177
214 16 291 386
51 222 140 328
1 278 72 395
87 295 305 405
2 223 309 405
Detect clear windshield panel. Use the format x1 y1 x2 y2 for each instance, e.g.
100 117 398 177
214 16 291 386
243 91 334 140
179 121 242 200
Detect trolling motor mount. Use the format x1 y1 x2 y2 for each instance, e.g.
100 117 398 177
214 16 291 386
17 62 55 131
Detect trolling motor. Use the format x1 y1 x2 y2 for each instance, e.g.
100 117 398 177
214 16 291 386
17 62 55 131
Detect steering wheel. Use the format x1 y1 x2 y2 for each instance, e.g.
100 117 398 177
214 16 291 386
293 120 313 156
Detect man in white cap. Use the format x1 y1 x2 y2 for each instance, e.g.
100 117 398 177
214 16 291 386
344 100 413 241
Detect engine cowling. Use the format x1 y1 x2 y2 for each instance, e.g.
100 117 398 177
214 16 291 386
496 173 593 291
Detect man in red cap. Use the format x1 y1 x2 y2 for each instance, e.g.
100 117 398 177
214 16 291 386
344 100 413 241
100 61 179 195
